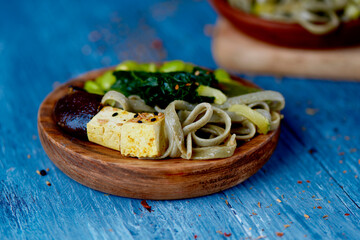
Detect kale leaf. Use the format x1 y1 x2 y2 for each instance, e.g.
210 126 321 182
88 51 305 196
111 67 217 108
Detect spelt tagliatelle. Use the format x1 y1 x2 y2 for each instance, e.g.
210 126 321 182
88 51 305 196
101 90 285 160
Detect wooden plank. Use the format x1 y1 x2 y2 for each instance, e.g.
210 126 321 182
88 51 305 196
212 18 360 81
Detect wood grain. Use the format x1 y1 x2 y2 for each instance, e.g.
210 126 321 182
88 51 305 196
37 68 280 200
212 18 360 81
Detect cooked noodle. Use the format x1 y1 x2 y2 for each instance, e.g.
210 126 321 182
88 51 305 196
228 0 360 34
101 90 285 160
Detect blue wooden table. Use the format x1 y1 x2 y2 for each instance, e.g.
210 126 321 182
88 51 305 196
1 0 359 239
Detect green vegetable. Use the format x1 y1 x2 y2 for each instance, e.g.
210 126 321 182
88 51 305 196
197 85 227 105
95 70 116 91
228 104 270 134
84 81 104 95
115 60 139 71
110 67 218 108
159 60 186 72
214 69 232 83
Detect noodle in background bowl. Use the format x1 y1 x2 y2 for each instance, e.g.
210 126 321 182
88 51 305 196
210 0 360 49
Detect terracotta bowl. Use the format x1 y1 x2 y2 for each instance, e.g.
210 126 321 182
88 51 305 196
211 0 360 49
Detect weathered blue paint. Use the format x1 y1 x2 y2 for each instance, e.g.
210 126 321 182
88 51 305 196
0 0 359 239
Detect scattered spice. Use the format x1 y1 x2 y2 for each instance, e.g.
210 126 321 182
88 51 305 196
224 232 232 237
297 181 303 184
175 84 179 90
306 180 311 183
276 187 279 190
306 108 319 115
317 206 322 209
194 234 198 239
46 181 51 186
27 154 31 159
276 232 284 237
308 148 317 154
276 199 282 203
141 200 152 212
258 202 261 208
284 225 290 229
350 148 357 153
345 213 350 216
339 152 345 156
343 170 347 174
278 213 281 215
344 136 350 141
185 83 191 86
252 212 258 216
46 168 49 172
112 112 118 117
323 215 328 219
36 170 41 175
339 160 343 164
304 214 310 219
151 39 163 50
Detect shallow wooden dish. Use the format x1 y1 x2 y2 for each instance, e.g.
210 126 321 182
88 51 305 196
211 0 360 49
38 68 280 200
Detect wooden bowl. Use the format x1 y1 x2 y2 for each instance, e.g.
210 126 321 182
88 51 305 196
211 0 360 49
37 68 280 200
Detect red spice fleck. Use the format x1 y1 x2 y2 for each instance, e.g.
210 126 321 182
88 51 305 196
339 152 345 156
343 170 347 174
258 202 261 208
306 180 311 183
317 206 322 209
151 39 163 50
224 232 232 237
141 200 152 212
194 234 198 239
304 214 310 219
322 215 328 218
276 232 284 237
345 213 350 216
308 148 317 154
297 181 303 184
175 84 179 90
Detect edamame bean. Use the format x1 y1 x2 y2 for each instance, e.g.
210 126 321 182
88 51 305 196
159 60 185 72
115 60 139 71
95 70 116 90
214 69 232 83
84 81 104 95
139 63 157 72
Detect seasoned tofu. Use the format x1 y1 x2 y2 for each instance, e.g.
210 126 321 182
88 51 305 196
87 106 135 151
120 113 167 158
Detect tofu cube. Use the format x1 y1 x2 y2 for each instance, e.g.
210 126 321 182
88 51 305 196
87 106 135 151
120 113 167 158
